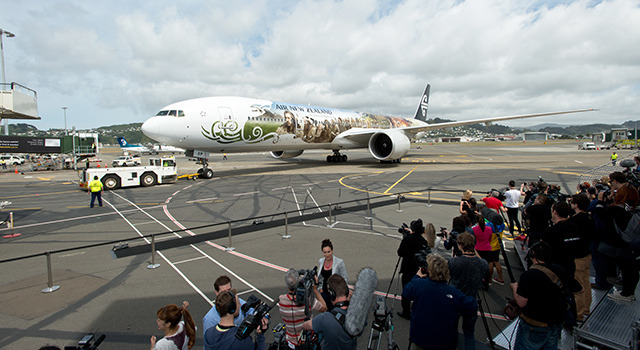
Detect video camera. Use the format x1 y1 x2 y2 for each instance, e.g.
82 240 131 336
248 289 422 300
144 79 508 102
414 246 432 275
436 226 447 238
398 223 411 237
294 266 318 307
236 295 278 340
488 189 507 201
64 332 106 350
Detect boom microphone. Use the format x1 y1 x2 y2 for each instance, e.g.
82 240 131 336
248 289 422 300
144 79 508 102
345 267 378 337
620 159 636 168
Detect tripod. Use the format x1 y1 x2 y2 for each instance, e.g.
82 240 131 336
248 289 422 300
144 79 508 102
367 256 401 350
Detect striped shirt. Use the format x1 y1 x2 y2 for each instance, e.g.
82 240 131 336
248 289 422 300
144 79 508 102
278 293 322 346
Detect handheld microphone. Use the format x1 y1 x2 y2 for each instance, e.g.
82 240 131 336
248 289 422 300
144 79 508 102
345 267 378 337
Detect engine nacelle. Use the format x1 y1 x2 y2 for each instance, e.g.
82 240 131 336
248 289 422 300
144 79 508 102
270 150 304 159
368 130 410 161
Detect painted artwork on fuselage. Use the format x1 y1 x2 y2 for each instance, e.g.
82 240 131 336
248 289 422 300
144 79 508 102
201 102 421 145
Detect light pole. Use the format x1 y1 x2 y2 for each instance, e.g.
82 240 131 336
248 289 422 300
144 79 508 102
62 107 68 135
1 28 16 136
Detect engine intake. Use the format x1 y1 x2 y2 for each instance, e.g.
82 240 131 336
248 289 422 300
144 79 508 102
270 150 304 159
368 130 410 161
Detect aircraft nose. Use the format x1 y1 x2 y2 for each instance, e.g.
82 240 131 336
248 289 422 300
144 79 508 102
141 117 159 140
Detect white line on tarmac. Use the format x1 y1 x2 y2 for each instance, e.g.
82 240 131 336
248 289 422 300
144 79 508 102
290 187 305 225
575 160 584 163
271 186 291 191
173 256 208 265
186 197 218 203
234 191 260 196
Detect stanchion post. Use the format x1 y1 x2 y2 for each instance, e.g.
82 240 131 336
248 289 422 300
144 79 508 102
396 194 403 213
364 190 372 220
41 251 60 293
427 189 432 207
282 211 291 239
10 211 14 229
147 234 161 269
225 221 235 251
327 203 335 228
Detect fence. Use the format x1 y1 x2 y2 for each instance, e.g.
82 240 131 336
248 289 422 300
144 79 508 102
577 150 639 186
0 187 460 294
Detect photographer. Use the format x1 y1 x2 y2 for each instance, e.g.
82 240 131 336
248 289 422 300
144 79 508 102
302 274 358 350
403 255 477 350
397 219 435 319
524 194 551 247
442 215 473 258
203 290 268 350
277 268 327 348
448 233 489 350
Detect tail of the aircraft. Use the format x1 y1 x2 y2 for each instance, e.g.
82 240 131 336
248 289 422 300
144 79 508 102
117 137 129 147
413 84 430 122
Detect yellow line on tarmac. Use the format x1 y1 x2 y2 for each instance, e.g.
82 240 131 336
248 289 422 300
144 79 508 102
0 190 79 200
338 172 384 193
384 165 418 194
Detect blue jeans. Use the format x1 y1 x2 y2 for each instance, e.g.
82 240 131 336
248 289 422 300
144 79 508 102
514 320 561 350
461 312 478 350
90 191 102 207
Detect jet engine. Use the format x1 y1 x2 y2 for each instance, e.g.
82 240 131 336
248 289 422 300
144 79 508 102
367 130 410 161
270 150 304 159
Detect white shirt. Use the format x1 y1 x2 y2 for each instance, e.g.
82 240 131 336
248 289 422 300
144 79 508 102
504 189 521 208
155 321 189 350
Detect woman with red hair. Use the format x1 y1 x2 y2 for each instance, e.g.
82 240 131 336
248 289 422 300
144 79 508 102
151 301 196 350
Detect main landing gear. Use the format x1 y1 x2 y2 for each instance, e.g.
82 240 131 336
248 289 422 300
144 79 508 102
380 158 402 164
197 159 214 179
327 150 348 163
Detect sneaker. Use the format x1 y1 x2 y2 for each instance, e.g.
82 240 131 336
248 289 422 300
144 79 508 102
607 276 623 285
492 278 505 286
608 290 636 302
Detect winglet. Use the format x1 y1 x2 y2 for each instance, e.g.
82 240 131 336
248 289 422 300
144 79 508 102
413 84 430 122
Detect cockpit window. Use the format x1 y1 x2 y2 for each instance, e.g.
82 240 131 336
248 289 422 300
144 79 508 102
178 110 185 117
156 110 169 116
168 110 177 116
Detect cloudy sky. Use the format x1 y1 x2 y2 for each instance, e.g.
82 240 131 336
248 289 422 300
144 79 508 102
1 0 638 130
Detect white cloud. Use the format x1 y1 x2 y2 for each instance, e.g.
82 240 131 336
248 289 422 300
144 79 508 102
0 0 638 130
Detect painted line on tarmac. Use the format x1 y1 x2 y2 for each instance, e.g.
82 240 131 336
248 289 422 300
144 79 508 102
186 197 218 203
383 165 418 194
0 190 79 200
271 186 291 191
234 191 260 196
113 191 273 304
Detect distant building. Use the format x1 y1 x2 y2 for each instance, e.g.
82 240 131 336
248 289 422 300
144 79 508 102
592 128 629 143
440 137 461 142
520 132 549 141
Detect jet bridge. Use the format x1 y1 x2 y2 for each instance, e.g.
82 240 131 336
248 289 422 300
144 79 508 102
0 82 39 121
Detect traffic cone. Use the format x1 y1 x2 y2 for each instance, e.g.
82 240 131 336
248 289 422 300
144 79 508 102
14 167 18 174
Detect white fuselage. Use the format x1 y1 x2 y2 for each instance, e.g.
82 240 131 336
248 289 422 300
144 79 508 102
141 96 425 154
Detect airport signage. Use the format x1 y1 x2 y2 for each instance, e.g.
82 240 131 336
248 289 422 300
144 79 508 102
0 136 62 153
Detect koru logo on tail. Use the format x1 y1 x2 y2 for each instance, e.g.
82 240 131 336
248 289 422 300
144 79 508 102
420 96 429 116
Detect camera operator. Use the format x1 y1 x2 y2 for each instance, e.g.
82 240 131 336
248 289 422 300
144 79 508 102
203 290 268 350
397 219 435 319
403 254 477 350
442 215 473 258
525 194 551 247
510 242 582 349
448 233 489 350
277 268 327 348
302 274 357 350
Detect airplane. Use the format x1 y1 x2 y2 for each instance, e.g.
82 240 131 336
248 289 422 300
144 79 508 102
141 85 595 179
116 136 150 154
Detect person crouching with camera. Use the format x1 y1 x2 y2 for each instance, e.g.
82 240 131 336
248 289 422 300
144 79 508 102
204 290 268 350
277 268 327 349
402 255 477 350
302 274 356 350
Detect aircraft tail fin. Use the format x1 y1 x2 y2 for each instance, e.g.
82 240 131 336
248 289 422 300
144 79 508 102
117 137 128 147
413 84 430 122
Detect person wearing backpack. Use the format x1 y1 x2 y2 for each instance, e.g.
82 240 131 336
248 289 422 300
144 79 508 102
510 242 582 349
594 183 640 302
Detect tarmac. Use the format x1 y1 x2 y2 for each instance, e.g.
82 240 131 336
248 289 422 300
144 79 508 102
0 141 617 349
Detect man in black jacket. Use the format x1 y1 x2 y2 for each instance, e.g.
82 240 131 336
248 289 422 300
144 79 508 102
397 219 431 319
542 201 583 277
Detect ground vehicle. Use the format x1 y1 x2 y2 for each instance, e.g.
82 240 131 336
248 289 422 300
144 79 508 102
81 157 178 190
0 155 26 165
579 142 597 150
112 155 141 167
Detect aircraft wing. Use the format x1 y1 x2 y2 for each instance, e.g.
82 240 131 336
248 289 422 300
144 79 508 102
333 108 596 146
400 108 597 138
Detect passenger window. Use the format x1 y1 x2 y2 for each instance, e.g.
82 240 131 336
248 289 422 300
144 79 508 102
169 110 177 116
178 110 185 117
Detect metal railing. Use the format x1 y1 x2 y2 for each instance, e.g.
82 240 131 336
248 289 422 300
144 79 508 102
577 151 639 185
